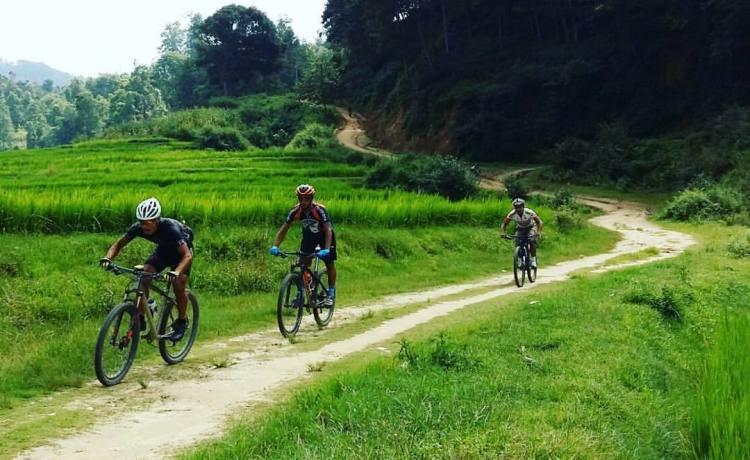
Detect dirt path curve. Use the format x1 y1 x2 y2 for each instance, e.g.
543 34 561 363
334 107 393 158
16 195 694 460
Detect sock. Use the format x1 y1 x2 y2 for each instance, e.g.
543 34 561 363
328 286 336 299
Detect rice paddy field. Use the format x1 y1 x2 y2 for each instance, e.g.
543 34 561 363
0 137 617 411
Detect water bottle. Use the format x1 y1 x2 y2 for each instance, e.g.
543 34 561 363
147 298 157 315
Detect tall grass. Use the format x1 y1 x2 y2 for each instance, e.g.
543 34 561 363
692 312 750 459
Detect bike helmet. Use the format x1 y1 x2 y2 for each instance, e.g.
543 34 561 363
136 197 161 220
512 198 525 206
296 184 315 197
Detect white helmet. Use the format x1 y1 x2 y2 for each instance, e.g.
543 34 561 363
136 197 161 220
512 198 525 206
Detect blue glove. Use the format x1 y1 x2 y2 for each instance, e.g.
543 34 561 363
269 246 281 256
317 248 330 258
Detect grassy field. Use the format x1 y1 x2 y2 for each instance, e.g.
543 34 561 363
183 223 750 459
0 137 617 413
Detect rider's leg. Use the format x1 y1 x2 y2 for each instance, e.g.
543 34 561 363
140 264 157 314
172 274 189 320
530 240 537 257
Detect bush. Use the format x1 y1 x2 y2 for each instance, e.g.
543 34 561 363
660 189 716 221
661 186 746 221
554 207 585 232
727 234 750 258
195 127 250 151
286 123 336 149
550 189 575 209
365 154 479 201
207 96 240 109
504 177 528 201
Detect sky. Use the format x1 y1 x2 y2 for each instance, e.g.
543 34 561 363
0 0 327 77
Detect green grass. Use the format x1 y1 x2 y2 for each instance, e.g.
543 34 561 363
0 139 509 232
182 222 750 459
692 312 750 459
0 221 615 412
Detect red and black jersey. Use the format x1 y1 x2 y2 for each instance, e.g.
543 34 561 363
285 202 332 238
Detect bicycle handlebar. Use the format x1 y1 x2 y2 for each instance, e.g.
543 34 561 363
100 260 167 282
278 250 323 259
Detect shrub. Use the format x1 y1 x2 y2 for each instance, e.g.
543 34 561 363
286 123 335 149
195 127 250 151
207 96 240 109
504 177 528 201
661 186 746 222
365 154 479 201
727 234 750 258
554 207 585 232
550 189 575 209
661 189 719 221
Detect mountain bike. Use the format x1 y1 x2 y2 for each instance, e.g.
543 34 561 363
503 234 538 287
94 262 200 386
276 250 333 337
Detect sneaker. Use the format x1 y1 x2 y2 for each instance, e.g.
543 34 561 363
320 297 334 307
530 258 537 269
167 318 189 342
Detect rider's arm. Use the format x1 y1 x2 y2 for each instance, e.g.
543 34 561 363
105 236 130 260
273 222 291 247
534 215 543 235
500 215 512 234
322 222 333 249
173 242 193 276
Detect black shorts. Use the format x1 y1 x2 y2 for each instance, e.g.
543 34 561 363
301 231 337 261
514 229 537 247
146 244 193 275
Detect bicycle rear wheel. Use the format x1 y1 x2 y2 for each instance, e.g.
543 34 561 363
94 301 140 386
158 291 200 364
513 246 526 287
312 269 334 327
277 273 304 337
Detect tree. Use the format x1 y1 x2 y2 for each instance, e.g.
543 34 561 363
109 67 167 125
194 5 281 95
296 45 342 105
0 95 13 150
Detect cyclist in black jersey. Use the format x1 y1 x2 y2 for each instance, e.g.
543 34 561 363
100 197 193 340
269 184 337 305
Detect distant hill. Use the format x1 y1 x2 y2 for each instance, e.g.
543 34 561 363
0 59 74 86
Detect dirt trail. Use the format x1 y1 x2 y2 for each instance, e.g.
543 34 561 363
15 194 694 459
334 107 392 158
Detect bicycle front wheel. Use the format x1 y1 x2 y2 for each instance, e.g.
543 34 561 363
277 273 304 337
94 301 140 386
158 291 200 364
513 246 526 288
527 254 537 283
312 269 334 327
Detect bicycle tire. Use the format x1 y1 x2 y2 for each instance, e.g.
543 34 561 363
527 252 537 283
513 246 526 287
158 291 200 364
94 301 140 386
312 269 334 327
277 273 304 337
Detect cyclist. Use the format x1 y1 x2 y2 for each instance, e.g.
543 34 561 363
100 197 193 341
269 184 337 306
501 197 543 268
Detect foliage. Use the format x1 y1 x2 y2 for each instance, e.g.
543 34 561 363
727 234 750 258
503 176 528 201
194 5 281 96
692 312 750 459
324 0 750 161
286 123 336 149
660 186 746 222
366 154 480 201
195 127 250 151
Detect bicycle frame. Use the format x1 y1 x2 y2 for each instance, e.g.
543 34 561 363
283 251 325 308
110 264 176 341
